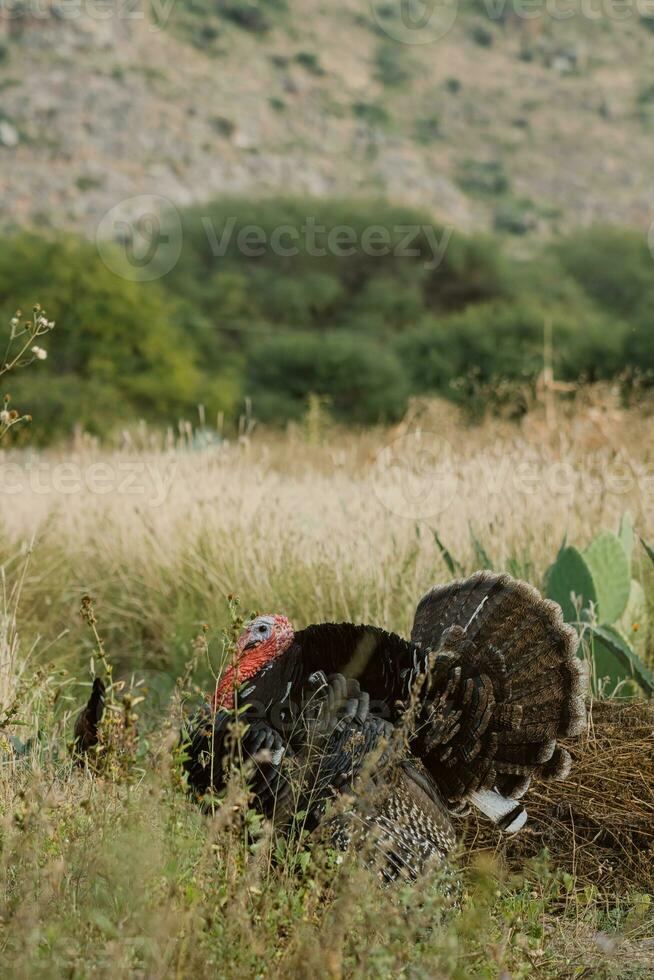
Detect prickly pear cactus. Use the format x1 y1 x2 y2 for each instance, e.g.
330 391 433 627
618 511 635 566
545 516 653 697
583 531 631 626
545 546 597 624
617 579 649 663
591 625 654 697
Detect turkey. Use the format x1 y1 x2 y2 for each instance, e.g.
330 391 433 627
184 666 456 881
289 672 458 882
184 572 588 876
73 677 106 756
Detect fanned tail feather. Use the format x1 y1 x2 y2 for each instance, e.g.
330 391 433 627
410 571 588 807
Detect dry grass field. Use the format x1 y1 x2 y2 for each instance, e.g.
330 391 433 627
0 392 653 978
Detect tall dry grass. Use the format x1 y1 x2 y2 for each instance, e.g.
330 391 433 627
0 392 652 679
0 394 652 978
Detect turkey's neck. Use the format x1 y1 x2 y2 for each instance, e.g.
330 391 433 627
212 648 273 709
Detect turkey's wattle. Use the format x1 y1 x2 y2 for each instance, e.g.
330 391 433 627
212 614 295 709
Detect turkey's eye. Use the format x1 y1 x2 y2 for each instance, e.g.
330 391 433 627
258 625 267 634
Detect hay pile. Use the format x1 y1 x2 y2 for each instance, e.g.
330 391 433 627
464 699 654 894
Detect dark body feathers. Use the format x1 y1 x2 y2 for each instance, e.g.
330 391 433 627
185 670 455 880
183 706 288 815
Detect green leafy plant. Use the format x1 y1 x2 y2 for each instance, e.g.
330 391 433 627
545 514 654 697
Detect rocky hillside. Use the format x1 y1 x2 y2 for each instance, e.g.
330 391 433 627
1 0 654 239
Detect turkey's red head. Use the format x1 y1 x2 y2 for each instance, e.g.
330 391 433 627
212 614 295 709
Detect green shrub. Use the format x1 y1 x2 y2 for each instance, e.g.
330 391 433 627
75 174 105 192
245 331 410 425
170 0 284 44
166 197 510 331
414 115 441 143
493 202 537 236
626 308 654 376
211 116 235 137
294 51 325 76
247 270 345 325
394 319 458 394
374 43 412 86
553 227 654 319
469 23 494 47
2 203 651 439
217 0 271 33
457 159 510 197
349 276 424 331
396 304 543 395
156 0 224 51
395 301 625 397
352 102 391 127
6 375 132 441
0 233 236 440
423 232 513 311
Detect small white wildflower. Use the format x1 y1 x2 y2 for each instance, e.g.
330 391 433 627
31 346 47 360
10 318 18 328
0 410 10 424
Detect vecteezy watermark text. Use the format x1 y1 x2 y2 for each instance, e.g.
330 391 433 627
371 0 654 47
0 459 177 507
0 0 176 29
96 195 183 282
372 432 653 521
481 0 654 20
370 0 460 44
95 195 455 281
200 216 453 270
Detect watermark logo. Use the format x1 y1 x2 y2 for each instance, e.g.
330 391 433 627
96 200 453 277
200 215 452 270
0 0 177 31
372 436 650 521
373 431 460 520
96 195 182 282
0 459 178 507
370 0 460 45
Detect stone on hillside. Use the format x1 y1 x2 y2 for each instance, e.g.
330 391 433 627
0 121 18 147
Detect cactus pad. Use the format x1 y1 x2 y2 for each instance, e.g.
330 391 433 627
546 546 598 624
583 531 631 625
617 580 650 666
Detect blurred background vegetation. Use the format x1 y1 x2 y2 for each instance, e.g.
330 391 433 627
3 0 654 443
1 201 653 442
